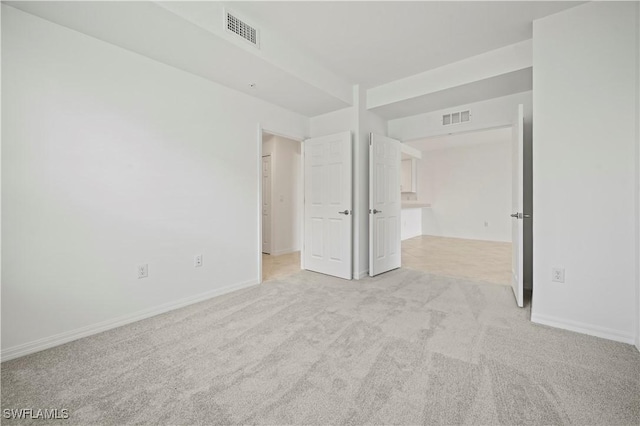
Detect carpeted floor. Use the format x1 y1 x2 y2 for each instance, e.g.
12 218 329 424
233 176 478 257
1 269 639 425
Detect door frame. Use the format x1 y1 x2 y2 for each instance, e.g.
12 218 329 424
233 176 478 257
257 124 305 284
403 121 528 290
261 154 273 255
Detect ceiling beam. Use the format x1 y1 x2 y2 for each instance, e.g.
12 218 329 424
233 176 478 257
367 40 532 111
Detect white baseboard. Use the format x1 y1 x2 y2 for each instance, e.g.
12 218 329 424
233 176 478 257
401 233 421 241
357 269 369 279
531 313 635 345
1 279 259 362
271 248 298 256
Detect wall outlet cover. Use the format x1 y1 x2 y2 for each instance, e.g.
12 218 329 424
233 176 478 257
551 267 565 283
137 264 148 279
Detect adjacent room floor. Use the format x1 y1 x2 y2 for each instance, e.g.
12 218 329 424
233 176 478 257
402 235 512 285
2 269 638 425
262 251 301 281
263 236 512 285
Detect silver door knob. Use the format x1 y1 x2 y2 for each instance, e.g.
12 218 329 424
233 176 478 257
510 213 530 219
338 210 350 215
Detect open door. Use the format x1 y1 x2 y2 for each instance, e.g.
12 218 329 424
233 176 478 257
511 104 525 307
303 131 353 280
369 133 401 276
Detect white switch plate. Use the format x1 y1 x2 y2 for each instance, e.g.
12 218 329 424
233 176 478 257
552 267 565 283
137 264 148 279
194 254 203 267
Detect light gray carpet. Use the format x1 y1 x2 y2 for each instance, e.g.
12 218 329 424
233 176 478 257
1 268 639 425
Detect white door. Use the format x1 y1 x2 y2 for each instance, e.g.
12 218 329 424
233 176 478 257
303 131 352 280
262 155 272 254
511 104 525 307
369 133 401 276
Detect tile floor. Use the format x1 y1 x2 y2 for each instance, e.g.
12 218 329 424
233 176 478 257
261 236 512 285
262 251 301 282
402 235 512 285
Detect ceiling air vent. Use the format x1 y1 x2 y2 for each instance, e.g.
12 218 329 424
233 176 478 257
225 10 259 48
442 110 471 126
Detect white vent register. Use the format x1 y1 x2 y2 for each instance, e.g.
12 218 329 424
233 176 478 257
442 110 471 126
225 10 259 48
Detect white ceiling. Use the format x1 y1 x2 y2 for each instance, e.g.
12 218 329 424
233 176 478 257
230 1 580 88
406 126 512 152
6 1 582 119
5 1 351 117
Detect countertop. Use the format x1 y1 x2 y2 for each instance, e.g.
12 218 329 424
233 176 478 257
401 202 431 209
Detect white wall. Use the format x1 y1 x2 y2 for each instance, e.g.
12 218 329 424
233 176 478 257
1 6 308 359
531 1 639 344
262 134 302 255
419 141 512 242
309 107 356 138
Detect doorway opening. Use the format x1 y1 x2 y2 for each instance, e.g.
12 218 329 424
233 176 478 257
261 131 303 282
400 126 515 286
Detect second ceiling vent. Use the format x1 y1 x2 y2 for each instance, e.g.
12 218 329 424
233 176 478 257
442 110 471 126
225 10 259 48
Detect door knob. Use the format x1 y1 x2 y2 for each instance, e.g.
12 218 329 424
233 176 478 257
372 209 382 214
510 213 530 219
338 210 350 215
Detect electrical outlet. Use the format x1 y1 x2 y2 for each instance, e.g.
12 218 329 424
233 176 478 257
194 254 203 267
551 267 565 283
137 264 148 279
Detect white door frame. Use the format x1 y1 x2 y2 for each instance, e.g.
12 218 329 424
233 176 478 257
261 154 273 255
257 124 305 284
403 123 523 286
